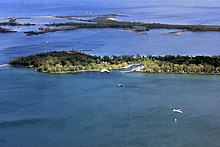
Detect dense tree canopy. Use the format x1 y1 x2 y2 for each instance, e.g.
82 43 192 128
9 50 220 74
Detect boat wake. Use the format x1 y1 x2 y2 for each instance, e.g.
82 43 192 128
0 64 9 68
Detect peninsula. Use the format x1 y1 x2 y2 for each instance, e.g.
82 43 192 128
1 14 220 35
25 16 220 36
9 50 220 74
0 17 35 26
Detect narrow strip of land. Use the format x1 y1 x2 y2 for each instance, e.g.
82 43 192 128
1 15 220 35
24 16 220 36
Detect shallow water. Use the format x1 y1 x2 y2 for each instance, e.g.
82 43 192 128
0 67 220 146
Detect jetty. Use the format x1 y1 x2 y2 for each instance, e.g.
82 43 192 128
162 30 187 36
120 64 144 73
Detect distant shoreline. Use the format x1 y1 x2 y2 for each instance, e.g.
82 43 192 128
1 14 220 35
26 17 220 36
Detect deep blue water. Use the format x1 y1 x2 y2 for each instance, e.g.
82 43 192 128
1 0 220 146
1 29 220 64
1 67 220 146
1 0 220 64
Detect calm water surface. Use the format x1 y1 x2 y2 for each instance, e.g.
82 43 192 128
0 67 220 146
1 0 220 64
1 0 220 146
1 29 220 64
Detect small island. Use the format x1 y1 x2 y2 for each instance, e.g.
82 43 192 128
0 27 16 33
0 17 35 26
9 50 220 74
0 22 35 26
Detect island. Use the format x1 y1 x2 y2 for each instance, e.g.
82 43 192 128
9 50 220 74
1 14 220 35
0 27 16 33
25 18 220 36
46 18 220 32
0 22 35 26
0 17 35 26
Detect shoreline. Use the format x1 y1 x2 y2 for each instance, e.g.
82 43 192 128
1 14 220 35
9 51 220 75
25 20 220 36
0 27 17 33
11 64 220 75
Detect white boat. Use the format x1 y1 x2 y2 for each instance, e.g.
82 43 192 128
171 107 183 113
0 64 9 68
117 84 124 87
101 69 110 73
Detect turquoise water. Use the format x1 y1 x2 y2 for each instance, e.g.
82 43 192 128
1 66 220 146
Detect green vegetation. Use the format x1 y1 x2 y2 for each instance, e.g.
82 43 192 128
24 16 220 36
1 15 220 35
9 51 130 73
9 51 220 74
25 26 78 36
143 55 220 74
46 20 220 32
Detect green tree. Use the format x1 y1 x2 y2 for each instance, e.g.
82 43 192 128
55 64 63 72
